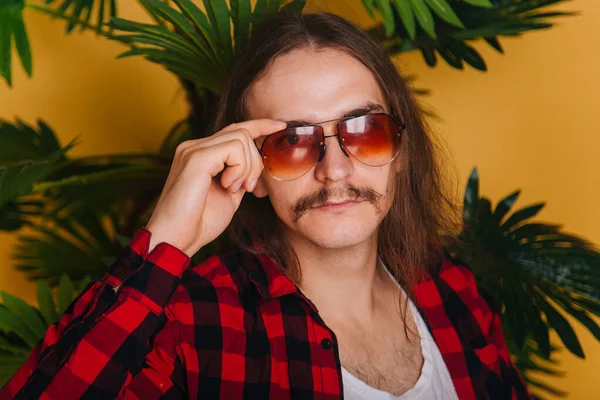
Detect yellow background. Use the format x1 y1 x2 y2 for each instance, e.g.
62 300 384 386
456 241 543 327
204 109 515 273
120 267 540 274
1 0 599 398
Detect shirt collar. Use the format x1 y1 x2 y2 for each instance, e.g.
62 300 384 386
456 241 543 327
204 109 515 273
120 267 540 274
241 250 298 299
240 246 445 301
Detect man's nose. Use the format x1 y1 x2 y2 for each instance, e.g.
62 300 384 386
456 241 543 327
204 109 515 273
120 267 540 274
313 122 354 182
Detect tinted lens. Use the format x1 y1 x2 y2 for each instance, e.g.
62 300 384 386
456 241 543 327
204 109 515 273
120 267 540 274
260 126 322 180
339 114 401 166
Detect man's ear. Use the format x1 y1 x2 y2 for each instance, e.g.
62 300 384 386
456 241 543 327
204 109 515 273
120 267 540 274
252 176 269 198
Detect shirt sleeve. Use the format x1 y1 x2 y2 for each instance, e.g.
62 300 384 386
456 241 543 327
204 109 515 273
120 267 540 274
0 228 190 400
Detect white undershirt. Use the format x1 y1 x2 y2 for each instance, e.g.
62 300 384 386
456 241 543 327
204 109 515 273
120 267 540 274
341 265 459 400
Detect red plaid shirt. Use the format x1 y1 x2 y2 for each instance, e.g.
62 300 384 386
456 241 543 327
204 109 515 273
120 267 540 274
1 227 531 399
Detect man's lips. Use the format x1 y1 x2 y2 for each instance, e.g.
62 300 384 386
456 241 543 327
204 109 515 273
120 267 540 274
311 200 362 210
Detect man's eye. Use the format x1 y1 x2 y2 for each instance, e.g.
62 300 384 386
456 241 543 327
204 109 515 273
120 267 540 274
278 133 300 145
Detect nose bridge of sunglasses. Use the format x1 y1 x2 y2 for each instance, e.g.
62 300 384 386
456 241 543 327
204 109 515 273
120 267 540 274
319 122 350 161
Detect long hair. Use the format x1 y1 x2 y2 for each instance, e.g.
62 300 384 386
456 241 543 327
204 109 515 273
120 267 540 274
210 11 461 331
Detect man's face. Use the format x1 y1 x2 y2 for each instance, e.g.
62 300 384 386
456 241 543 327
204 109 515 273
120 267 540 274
247 48 398 249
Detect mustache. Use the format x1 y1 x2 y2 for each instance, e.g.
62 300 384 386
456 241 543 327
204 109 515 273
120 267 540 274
291 183 383 222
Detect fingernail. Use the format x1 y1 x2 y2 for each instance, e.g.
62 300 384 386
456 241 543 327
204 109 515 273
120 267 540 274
250 178 257 191
272 120 287 127
233 182 242 193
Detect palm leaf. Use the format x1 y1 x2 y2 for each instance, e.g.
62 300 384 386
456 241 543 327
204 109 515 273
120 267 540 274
0 119 74 230
507 337 566 399
230 0 252 54
0 0 31 87
37 279 58 325
0 274 91 386
109 2 226 93
203 0 233 61
449 167 600 361
42 0 117 33
0 118 66 166
364 0 485 39
391 0 416 39
364 0 573 71
108 0 306 95
12 214 122 283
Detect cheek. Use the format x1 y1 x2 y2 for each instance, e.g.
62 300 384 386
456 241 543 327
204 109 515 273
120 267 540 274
259 178 300 220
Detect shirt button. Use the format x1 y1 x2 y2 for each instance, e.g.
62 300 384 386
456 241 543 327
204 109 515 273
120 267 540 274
321 338 332 350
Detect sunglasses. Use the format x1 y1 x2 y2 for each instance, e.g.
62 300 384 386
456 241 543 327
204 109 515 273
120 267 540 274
259 112 406 181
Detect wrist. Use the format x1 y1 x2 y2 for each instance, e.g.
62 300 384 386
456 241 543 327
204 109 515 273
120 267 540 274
145 226 195 257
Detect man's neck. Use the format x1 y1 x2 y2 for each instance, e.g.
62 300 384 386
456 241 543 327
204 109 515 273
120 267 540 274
287 230 392 326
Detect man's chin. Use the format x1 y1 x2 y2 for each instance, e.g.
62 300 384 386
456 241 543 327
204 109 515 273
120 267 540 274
293 218 377 249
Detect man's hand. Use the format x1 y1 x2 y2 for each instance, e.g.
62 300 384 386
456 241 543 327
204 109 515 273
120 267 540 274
145 119 286 258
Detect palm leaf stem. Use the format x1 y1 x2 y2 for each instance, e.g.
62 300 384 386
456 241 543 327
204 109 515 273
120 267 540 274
26 4 111 36
32 164 169 193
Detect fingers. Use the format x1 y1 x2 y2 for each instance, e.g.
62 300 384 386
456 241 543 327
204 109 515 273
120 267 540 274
172 118 283 195
228 127 264 192
180 128 263 194
223 118 287 139
215 139 248 192
221 133 252 192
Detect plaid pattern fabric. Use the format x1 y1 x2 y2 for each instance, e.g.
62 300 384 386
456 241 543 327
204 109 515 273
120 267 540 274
1 227 532 399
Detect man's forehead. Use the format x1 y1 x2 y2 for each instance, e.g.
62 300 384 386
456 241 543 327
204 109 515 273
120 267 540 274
248 99 389 127
246 49 387 124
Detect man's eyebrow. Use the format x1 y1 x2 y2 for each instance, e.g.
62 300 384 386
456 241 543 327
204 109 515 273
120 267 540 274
283 102 385 127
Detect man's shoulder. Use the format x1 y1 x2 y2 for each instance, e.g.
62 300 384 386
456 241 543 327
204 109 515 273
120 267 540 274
417 251 479 298
437 251 479 291
431 251 499 331
417 250 498 316
438 251 499 312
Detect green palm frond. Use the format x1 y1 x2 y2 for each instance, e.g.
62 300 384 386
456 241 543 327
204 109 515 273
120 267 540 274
0 119 76 231
0 118 67 166
0 118 171 232
363 0 482 39
42 162 167 219
108 0 306 94
41 0 117 34
12 214 122 283
0 0 119 86
506 337 566 399
0 0 30 86
0 274 90 386
363 0 575 71
449 167 600 360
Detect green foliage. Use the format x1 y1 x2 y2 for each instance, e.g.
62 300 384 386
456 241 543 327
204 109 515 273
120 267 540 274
0 119 75 231
42 0 118 33
507 337 567 398
0 274 91 386
0 0 119 86
12 215 120 284
0 0 30 86
363 0 487 39
450 167 600 360
0 118 170 281
108 0 306 94
364 0 574 71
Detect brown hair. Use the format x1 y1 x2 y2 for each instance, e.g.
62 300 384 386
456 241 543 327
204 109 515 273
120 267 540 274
211 11 461 333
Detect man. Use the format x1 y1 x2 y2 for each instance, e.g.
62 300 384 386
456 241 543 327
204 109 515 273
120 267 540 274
1 11 531 400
